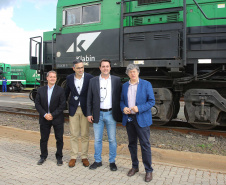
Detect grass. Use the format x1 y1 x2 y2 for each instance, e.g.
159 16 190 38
197 144 213 149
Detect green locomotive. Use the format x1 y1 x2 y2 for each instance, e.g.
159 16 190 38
29 0 226 129
0 63 26 92
11 65 40 87
0 63 40 92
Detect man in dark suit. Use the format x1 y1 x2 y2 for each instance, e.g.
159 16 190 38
65 60 93 168
120 64 155 182
87 59 122 171
35 70 66 166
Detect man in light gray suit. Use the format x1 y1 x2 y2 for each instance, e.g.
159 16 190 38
87 59 122 171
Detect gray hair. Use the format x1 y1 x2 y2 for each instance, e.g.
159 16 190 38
46 70 57 77
126 64 140 75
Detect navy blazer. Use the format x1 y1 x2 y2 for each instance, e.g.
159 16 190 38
120 79 155 127
65 72 93 117
87 75 122 123
35 85 66 125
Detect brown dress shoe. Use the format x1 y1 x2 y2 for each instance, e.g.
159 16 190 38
127 168 139 177
82 158 90 167
145 172 153 182
68 159 76 167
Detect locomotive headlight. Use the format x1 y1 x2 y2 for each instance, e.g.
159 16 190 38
151 106 158 116
198 59 211 64
56 52 61 58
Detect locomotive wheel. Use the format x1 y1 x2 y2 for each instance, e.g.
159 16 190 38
190 123 216 130
184 107 216 130
60 80 67 89
60 79 69 110
153 102 175 126
29 89 37 102
172 95 180 119
217 112 226 125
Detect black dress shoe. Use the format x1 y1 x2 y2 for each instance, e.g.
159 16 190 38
110 163 117 171
145 172 153 182
37 158 46 165
57 158 63 166
89 162 102 170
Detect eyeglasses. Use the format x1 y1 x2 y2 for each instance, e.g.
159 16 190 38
100 87 107 102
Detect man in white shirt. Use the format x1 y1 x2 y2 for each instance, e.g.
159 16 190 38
65 60 93 168
87 59 122 171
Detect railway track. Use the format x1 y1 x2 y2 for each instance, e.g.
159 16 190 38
0 106 226 138
0 106 69 122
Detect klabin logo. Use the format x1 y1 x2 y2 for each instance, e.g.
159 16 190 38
66 32 101 53
76 55 95 62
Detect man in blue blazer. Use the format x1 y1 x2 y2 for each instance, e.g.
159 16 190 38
120 64 155 182
35 71 66 166
65 60 93 168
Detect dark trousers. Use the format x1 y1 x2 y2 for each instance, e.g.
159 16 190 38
126 115 153 172
2 85 7 92
40 122 64 159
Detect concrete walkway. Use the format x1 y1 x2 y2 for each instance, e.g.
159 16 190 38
0 126 226 185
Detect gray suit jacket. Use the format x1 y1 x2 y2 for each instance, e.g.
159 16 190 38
87 75 122 123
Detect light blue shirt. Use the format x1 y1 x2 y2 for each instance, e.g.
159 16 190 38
47 85 55 113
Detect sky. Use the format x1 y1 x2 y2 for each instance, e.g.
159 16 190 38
0 0 57 65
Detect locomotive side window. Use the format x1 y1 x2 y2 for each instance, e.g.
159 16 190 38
83 4 100 24
66 8 81 25
63 4 100 26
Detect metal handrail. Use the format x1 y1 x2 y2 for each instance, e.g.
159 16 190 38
193 0 226 20
51 33 61 69
29 36 42 71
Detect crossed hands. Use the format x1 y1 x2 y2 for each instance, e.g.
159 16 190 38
123 106 138 114
45 113 53 121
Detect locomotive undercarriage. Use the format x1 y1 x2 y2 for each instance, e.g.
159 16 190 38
150 84 226 130
136 65 226 129
8 82 24 92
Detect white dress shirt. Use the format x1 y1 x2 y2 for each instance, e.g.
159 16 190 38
74 73 84 106
99 75 112 109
